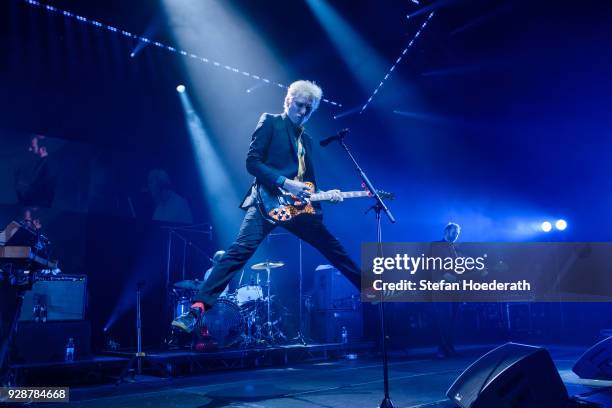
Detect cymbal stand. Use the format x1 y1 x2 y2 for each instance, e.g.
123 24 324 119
117 282 145 384
261 263 286 344
265 263 273 340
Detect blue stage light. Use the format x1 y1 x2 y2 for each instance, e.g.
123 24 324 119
176 84 186 93
541 221 552 232
21 0 343 107
555 219 567 231
360 11 434 113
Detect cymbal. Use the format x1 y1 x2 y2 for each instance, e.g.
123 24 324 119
251 261 285 270
173 280 202 290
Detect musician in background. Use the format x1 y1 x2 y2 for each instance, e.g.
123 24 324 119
14 135 57 208
172 80 361 333
430 222 461 358
22 207 43 231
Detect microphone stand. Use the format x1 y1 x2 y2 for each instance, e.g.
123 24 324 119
330 132 396 408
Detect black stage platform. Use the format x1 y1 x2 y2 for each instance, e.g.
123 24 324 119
9 342 374 386
16 344 612 407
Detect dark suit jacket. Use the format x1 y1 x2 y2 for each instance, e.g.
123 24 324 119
240 112 320 212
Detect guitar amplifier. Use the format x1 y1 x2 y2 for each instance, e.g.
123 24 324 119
20 274 87 321
313 264 360 310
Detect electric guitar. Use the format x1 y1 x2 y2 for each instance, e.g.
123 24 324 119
257 181 394 223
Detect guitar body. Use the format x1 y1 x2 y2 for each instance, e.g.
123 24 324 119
255 182 392 223
256 182 318 223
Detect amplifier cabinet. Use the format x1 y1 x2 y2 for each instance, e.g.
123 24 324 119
20 274 87 321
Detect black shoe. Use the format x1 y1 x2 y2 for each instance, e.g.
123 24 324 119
171 307 202 333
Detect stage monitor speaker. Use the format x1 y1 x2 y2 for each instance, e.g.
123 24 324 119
20 275 87 321
447 342 568 408
573 336 612 380
313 265 359 310
13 320 91 364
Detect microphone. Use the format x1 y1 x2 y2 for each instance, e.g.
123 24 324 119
320 128 349 147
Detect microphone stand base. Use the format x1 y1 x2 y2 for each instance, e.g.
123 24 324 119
379 397 396 408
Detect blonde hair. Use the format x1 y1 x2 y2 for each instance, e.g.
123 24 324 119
284 80 323 111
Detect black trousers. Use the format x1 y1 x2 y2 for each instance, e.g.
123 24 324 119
194 206 360 307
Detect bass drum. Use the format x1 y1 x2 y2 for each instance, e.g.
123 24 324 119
201 298 242 348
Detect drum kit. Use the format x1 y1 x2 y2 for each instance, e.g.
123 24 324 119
170 261 289 349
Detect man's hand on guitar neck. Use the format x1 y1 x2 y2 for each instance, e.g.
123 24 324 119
323 189 343 203
282 179 311 199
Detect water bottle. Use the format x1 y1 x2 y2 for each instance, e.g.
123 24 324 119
341 326 348 344
65 338 75 362
33 304 41 323
40 304 47 323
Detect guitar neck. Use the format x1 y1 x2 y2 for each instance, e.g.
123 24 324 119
310 191 369 202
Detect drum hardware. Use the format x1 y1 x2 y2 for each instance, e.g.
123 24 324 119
168 260 290 350
250 261 284 270
235 285 263 307
251 261 287 345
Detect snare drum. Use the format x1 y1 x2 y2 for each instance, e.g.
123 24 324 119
235 285 263 306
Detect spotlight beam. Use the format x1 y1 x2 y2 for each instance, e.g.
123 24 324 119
178 91 241 244
305 0 390 100
360 11 435 114
333 105 362 120
21 0 343 107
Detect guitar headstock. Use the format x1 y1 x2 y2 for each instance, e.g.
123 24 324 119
361 183 395 200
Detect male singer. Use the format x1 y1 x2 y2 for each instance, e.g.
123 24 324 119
172 80 361 332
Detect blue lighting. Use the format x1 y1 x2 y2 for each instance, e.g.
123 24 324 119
20 0 343 107
360 11 435 113
541 221 552 232
555 219 567 231
176 84 186 93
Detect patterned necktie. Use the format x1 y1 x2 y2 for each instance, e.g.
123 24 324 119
295 128 306 181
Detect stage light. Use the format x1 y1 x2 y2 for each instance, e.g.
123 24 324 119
24 0 346 106
130 52 135 58
555 219 567 231
306 0 391 113
541 221 552 232
176 84 186 93
246 83 265 94
361 11 434 113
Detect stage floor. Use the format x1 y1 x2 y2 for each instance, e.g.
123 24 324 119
35 345 612 407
